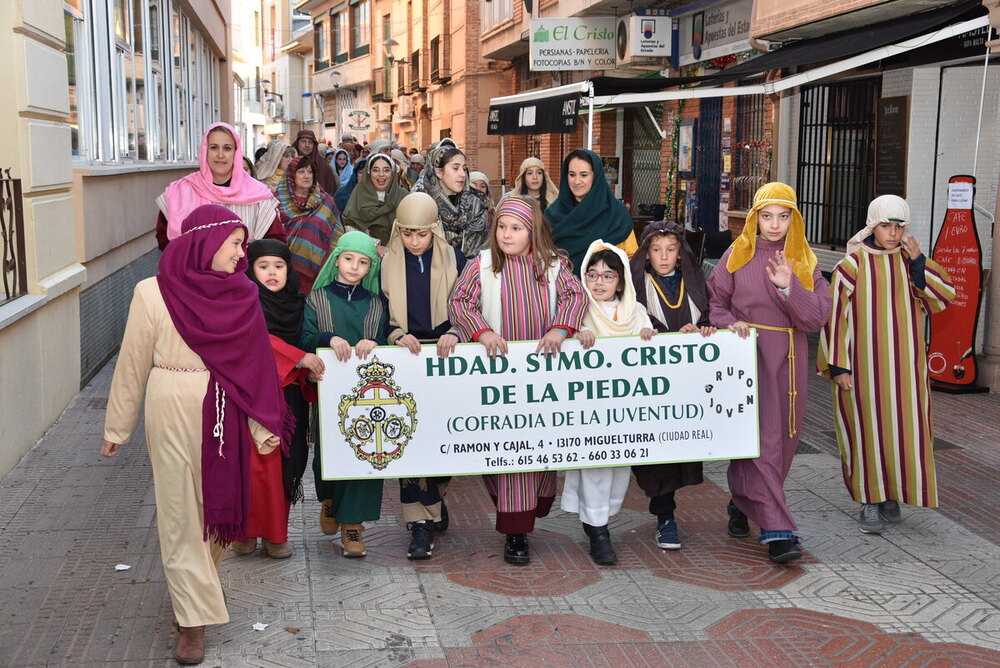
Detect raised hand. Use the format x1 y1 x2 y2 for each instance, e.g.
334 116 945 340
765 250 795 289
900 233 921 260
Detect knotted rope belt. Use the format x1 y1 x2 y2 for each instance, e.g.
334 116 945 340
154 365 226 455
747 323 798 438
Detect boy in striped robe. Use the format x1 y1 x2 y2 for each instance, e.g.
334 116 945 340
819 195 955 534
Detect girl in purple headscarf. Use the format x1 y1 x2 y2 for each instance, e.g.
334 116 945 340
101 204 289 665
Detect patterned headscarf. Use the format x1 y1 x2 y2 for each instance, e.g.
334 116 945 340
495 196 535 230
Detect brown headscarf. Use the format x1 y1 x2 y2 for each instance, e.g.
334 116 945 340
630 220 709 331
293 130 339 196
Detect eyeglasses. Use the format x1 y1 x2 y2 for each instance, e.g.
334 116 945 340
584 272 618 284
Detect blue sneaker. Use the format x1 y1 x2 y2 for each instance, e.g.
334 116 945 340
656 520 681 549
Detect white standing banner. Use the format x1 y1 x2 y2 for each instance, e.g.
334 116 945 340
341 108 376 134
529 18 617 71
317 332 759 481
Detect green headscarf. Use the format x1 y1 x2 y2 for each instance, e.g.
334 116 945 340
340 154 408 244
545 148 633 272
311 230 381 296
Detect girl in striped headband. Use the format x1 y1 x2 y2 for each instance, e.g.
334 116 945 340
449 194 587 565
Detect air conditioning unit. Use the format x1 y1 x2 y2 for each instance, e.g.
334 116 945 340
396 95 414 118
286 108 299 121
376 102 392 121
616 15 670 69
272 101 286 120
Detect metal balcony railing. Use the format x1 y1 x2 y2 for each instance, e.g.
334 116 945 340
1 169 27 305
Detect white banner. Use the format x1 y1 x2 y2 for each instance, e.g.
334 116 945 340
341 108 376 134
529 18 617 71
316 332 759 480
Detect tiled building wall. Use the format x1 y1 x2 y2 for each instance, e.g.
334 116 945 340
79 250 159 384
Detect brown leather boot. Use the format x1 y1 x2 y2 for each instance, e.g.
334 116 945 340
319 499 339 535
263 540 293 559
175 625 205 665
341 524 366 557
230 538 257 555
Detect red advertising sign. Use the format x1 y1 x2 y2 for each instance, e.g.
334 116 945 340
928 175 983 389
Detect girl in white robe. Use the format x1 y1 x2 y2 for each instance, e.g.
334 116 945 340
562 240 655 564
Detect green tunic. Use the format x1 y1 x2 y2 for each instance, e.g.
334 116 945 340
302 285 387 523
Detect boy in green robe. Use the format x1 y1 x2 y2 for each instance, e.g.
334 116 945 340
302 231 387 557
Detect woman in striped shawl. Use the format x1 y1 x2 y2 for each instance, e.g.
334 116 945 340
819 195 955 535
275 156 344 294
300 231 387 558
449 195 587 565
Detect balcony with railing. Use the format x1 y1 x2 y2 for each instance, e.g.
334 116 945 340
430 35 451 84
372 66 392 102
410 52 425 93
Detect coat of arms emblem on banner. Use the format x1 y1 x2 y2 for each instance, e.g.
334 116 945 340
338 357 418 470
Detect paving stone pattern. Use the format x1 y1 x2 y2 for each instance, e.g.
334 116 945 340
2 341 1000 666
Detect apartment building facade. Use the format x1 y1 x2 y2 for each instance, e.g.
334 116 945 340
0 0 232 478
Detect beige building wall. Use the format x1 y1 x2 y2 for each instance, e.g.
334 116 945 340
0 0 234 479
0 0 84 477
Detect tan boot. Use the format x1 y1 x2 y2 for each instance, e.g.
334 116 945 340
263 540 293 559
175 625 205 665
341 524 366 557
319 499 339 535
230 538 257 555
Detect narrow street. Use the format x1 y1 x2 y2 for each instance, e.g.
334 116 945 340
2 341 1000 666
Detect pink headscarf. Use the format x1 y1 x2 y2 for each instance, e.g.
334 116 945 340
163 122 275 241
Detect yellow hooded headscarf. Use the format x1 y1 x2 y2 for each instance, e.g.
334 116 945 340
725 182 818 291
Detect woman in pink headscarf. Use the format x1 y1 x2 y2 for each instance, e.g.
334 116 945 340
155 122 287 250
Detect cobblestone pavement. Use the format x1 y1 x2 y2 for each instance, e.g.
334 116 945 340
3 341 1000 666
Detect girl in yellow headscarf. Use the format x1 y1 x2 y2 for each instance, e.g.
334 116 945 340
707 182 832 564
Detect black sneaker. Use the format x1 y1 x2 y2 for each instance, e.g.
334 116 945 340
406 521 434 560
878 500 901 523
434 500 450 533
727 500 750 538
504 533 529 565
859 503 883 534
767 539 802 563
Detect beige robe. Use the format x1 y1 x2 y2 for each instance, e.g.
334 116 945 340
104 278 274 627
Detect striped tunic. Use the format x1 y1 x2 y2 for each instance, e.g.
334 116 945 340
819 247 954 507
449 253 586 522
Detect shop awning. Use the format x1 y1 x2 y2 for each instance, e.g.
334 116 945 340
486 2 989 126
591 11 989 107
486 82 593 136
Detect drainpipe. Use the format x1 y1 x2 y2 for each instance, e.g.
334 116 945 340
974 0 1000 390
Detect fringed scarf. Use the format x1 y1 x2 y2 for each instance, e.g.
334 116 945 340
157 204 292 544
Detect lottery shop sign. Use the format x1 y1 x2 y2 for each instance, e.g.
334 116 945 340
316 332 760 481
